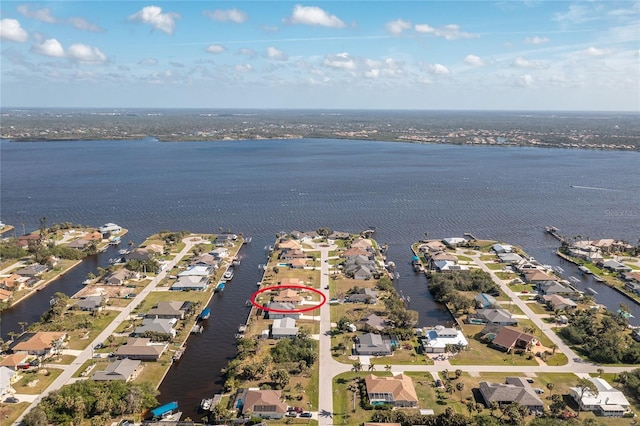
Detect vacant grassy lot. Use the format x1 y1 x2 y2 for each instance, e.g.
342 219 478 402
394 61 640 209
13 368 63 394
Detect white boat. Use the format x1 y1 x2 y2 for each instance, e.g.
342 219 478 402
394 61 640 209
118 249 130 255
200 398 212 411
586 287 598 295
82 279 91 285
223 268 234 280
568 276 581 284
578 266 592 274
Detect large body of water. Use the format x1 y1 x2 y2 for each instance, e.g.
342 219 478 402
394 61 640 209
1 138 639 420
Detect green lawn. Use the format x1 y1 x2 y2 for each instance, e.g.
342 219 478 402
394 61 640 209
526 302 551 315
485 263 505 271
449 325 539 366
333 372 392 426
13 368 63 394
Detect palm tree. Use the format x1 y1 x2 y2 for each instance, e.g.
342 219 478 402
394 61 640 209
384 364 392 372
597 368 604 377
368 362 375 372
550 343 558 354
466 401 475 418
18 322 28 334
456 382 465 401
351 361 362 374
546 382 555 398
454 369 462 379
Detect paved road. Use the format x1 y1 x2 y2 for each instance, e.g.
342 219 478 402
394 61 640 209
13 238 200 425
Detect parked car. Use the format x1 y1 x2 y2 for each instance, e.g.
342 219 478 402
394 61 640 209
435 379 443 387
4 397 19 403
300 412 312 418
94 343 104 349
533 388 545 394
291 406 303 413
285 411 297 417
526 378 534 383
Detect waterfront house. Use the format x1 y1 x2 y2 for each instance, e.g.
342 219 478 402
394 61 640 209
0 353 29 370
0 274 24 291
16 234 42 248
0 366 18 397
351 238 374 250
271 318 298 339
0 289 13 303
479 377 543 412
277 239 302 251
125 249 154 261
178 265 214 277
601 260 632 273
498 252 524 264
75 295 105 312
364 374 418 407
342 247 371 258
209 247 229 259
289 258 307 269
468 309 518 326
432 260 469 272
145 301 190 319
273 289 302 304
214 234 236 247
144 244 164 254
418 240 447 253
359 313 389 331
355 333 392 356
487 326 537 353
421 326 468 353
190 253 219 268
542 294 577 311
98 223 122 236
66 238 92 249
91 358 141 382
624 281 640 296
170 275 209 291
523 270 556 283
241 389 288 419
104 269 138 286
133 318 177 338
442 237 467 247
266 302 301 319
345 288 378 304
16 264 48 278
328 231 350 241
623 271 640 284
114 338 167 361
279 277 302 286
280 249 306 260
492 244 513 254
536 280 578 297
11 332 66 357
474 293 498 309
569 378 630 417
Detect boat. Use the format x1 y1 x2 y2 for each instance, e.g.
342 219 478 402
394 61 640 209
578 266 592 274
232 257 241 266
215 282 226 293
223 268 234 280
586 287 598 295
200 398 213 411
199 307 211 320
82 279 91 285
568 276 581 284
151 401 179 420
191 325 203 334
109 236 121 245
172 349 184 361
238 324 246 333
594 276 605 282
118 248 130 255
257 281 262 286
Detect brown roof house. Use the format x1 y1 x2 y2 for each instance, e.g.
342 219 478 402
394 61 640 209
0 288 13 303
12 332 66 357
479 377 544 412
487 326 537 353
364 374 418 407
104 269 138 286
242 389 288 419
145 301 190 319
273 289 302 304
114 338 167 361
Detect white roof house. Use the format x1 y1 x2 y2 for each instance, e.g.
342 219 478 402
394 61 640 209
98 223 122 234
422 325 468 353
271 318 298 339
569 378 630 417
178 265 214 277
442 237 467 246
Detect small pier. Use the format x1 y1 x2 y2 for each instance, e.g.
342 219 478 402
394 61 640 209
545 226 565 242
191 324 203 334
463 232 478 241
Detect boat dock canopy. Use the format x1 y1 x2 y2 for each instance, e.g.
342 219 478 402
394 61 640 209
151 401 178 417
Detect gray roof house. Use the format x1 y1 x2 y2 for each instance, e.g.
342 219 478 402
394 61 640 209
145 301 190 319
474 293 498 309
105 269 138 286
479 377 544 411
114 338 167 361
271 318 298 339
133 318 177 337
537 280 578 296
266 302 302 319
498 252 524 264
16 264 48 277
601 260 633 273
75 295 105 312
346 288 378 304
125 249 154 261
170 275 209 291
468 309 518 326
91 358 141 382
359 313 389 331
355 333 392 356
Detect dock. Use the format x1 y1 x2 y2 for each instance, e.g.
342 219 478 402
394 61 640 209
191 324 203 334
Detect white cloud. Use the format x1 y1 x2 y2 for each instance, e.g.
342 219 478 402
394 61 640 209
323 52 356 70
129 6 180 35
512 56 544 69
31 38 65 57
385 19 411 36
582 46 611 57
364 69 380 79
553 4 596 25
524 36 549 45
464 54 485 66
67 17 104 32
17 4 57 23
266 46 288 61
206 44 226 54
415 23 478 40
203 9 248 24
261 25 279 32
67 43 107 64
0 18 29 42
517 74 534 87
235 63 253 73
237 48 257 58
138 58 158 65
285 5 346 28
427 63 450 75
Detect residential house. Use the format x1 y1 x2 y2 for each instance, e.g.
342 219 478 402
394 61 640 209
91 358 142 382
442 237 467 247
16 264 48 278
345 288 378 304
0 353 29 370
98 223 122 235
625 281 640 296
537 280 578 297
601 260 632 273
493 244 513 254
190 253 219 269
289 258 307 269
273 289 302 304
209 248 229 259
144 244 164 254
66 238 92 249
277 239 302 251
114 338 167 361
569 378 630 417
422 326 468 353
623 271 640 284
214 234 236 247
170 275 209 291
125 249 154 261
0 274 24 291
342 247 371 258
104 269 138 286
488 326 537 353
279 277 303 286
468 309 518 326
432 260 469 272
75 295 105 312
0 288 13 303
344 255 379 280
242 389 288 419
266 302 301 319
418 240 447 253
359 314 389 331
498 252 524 264
523 270 556 283
355 333 392 356
145 301 190 319
271 318 298 339
474 293 498 309
16 234 42 248
11 332 66 357
0 366 18 397
133 318 177 338
479 377 544 411
364 374 418 407
543 294 578 311
280 249 306 260
178 265 214 277
328 231 350 241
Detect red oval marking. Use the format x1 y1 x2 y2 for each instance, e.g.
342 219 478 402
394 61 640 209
250 284 326 313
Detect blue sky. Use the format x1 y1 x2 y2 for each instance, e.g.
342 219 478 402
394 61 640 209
1 1 638 110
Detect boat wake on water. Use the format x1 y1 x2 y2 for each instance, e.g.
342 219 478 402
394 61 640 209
570 185 623 192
